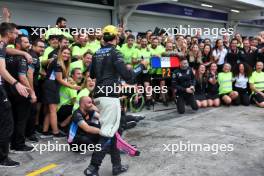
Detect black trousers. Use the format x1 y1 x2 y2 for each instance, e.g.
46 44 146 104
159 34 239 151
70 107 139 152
90 136 121 169
26 102 36 137
234 87 250 106
176 92 198 114
0 86 13 161
72 133 100 146
10 97 31 149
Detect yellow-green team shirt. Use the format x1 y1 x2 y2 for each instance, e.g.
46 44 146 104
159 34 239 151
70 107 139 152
149 45 165 74
72 88 90 112
218 72 233 95
132 48 151 70
42 46 54 62
249 71 264 93
58 86 77 111
85 40 101 54
72 45 88 58
120 43 136 64
70 60 87 74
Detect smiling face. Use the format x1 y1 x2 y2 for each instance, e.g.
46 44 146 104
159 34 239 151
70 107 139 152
72 68 83 84
239 64 245 74
203 45 210 55
199 65 206 74
83 53 92 67
210 63 217 73
223 63 231 72
61 48 71 61
256 62 264 72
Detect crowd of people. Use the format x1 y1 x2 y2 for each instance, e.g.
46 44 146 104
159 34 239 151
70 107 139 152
0 11 264 176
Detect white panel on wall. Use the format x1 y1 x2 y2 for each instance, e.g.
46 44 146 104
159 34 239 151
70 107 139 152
0 1 111 28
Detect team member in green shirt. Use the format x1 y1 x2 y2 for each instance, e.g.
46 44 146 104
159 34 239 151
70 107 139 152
72 76 97 112
71 34 88 61
57 68 83 131
249 61 264 108
132 36 152 109
41 35 59 70
218 63 239 105
149 37 167 105
70 51 93 75
85 34 101 54
120 34 136 66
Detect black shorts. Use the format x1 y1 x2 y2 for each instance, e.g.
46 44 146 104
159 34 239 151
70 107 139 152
42 79 60 104
195 94 207 101
57 105 73 122
252 92 264 104
206 93 219 100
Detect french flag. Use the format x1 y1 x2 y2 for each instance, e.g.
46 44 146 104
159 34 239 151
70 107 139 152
151 56 180 68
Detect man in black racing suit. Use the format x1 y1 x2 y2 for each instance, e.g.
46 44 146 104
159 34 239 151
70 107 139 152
84 25 146 176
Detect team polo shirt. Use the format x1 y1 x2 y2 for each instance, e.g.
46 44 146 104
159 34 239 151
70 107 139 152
68 108 98 143
58 85 77 111
42 46 55 62
72 88 90 112
72 44 88 58
70 60 87 73
249 71 264 93
132 47 151 69
149 46 165 74
6 44 15 48
120 43 136 64
85 40 101 54
116 45 121 51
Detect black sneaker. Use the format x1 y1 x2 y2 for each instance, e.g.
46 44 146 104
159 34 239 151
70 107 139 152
27 134 39 143
124 121 137 130
112 164 129 175
84 165 99 176
53 132 66 139
0 157 20 168
40 131 53 139
10 145 34 154
134 115 145 122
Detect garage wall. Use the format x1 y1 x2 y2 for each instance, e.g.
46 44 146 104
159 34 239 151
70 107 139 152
0 0 111 28
236 25 263 37
127 13 225 39
128 13 263 39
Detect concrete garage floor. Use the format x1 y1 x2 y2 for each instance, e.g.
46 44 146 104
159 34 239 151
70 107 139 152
1 104 264 176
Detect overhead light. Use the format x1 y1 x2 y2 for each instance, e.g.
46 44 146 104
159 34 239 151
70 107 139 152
171 0 178 2
201 3 213 8
231 9 240 13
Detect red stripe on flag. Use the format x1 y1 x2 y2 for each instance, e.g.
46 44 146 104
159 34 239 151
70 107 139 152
170 56 180 68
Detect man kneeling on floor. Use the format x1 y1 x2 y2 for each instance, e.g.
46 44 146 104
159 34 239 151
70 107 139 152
68 96 127 176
